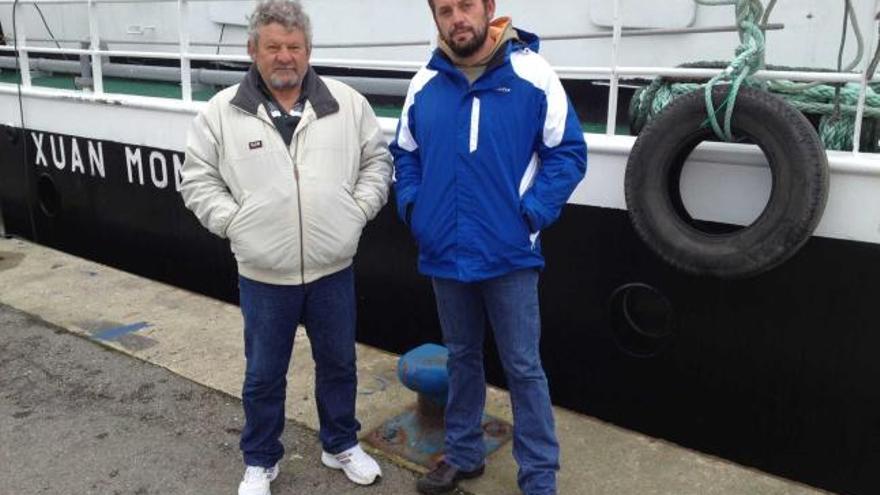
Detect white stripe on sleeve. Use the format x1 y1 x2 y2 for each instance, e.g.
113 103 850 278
510 49 568 148
519 152 540 197
397 68 438 152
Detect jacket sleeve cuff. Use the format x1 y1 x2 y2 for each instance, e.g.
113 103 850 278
397 201 415 227
217 202 241 239
395 187 417 225
354 198 371 222
521 194 552 232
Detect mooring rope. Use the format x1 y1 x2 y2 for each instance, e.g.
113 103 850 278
630 0 880 151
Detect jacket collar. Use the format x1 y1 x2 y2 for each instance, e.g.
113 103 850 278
231 65 339 119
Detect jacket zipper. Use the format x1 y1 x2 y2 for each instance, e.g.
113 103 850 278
293 159 306 285
291 126 308 285
245 103 309 285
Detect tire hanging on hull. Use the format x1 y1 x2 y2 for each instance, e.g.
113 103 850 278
624 86 830 279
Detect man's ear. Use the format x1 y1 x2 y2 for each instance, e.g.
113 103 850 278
485 0 496 19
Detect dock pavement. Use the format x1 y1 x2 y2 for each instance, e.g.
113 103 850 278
0 237 830 494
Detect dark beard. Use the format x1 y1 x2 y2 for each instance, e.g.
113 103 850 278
445 23 489 58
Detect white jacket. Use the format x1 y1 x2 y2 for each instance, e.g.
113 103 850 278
181 67 392 285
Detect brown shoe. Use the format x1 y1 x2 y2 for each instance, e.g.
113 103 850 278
416 460 485 494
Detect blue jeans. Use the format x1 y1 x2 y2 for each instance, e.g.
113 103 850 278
238 267 360 467
432 269 559 495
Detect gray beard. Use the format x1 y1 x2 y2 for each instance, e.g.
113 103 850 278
268 73 300 90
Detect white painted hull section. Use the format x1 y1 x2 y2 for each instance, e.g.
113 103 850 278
3 85 880 245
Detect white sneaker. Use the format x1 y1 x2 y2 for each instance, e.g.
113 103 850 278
238 464 279 495
321 443 382 485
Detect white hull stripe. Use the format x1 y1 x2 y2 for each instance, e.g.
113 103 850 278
5 91 880 246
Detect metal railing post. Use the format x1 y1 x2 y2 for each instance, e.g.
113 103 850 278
13 0 31 87
853 1 880 154
606 0 622 136
178 0 191 102
87 0 104 94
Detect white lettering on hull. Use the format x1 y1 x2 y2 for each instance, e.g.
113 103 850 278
50 135 66 170
32 132 48 167
27 131 180 190
149 151 168 189
88 141 106 178
125 146 144 185
71 138 85 174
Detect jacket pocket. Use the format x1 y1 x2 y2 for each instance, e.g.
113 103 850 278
343 184 368 224
409 195 428 245
223 192 248 238
226 188 301 273
303 186 366 271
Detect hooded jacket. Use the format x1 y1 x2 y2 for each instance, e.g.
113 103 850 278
181 67 392 285
391 28 588 282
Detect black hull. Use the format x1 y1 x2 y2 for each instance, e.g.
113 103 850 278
2 124 879 494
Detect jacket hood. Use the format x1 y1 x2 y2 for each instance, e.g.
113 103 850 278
438 17 518 67
429 26 541 75
515 27 540 52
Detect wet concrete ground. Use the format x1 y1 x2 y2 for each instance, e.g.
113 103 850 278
0 238 831 495
0 304 436 495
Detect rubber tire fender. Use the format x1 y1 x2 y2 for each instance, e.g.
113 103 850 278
624 86 830 278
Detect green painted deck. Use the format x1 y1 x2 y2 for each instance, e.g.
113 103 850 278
0 70 217 101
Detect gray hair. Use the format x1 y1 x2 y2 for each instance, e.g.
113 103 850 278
248 0 313 49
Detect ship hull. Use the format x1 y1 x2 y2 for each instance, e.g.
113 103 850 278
2 93 880 494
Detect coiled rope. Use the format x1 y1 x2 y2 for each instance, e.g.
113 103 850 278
629 0 880 151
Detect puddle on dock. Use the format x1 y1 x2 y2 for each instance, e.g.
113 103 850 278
0 251 25 272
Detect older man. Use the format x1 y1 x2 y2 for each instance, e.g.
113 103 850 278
180 1 391 494
391 1 588 494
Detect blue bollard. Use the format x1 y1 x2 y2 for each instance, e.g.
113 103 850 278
366 342 512 468
397 343 449 421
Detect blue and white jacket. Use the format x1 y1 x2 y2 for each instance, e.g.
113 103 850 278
391 29 587 282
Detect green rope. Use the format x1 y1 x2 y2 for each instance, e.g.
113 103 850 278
697 0 766 141
629 0 880 152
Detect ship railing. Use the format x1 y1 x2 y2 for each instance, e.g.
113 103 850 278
0 0 878 154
